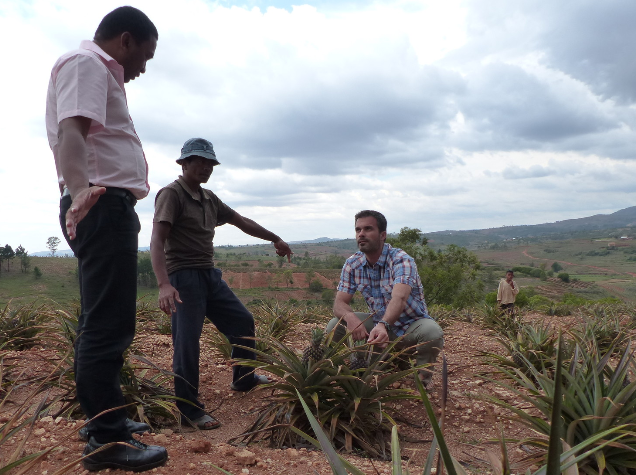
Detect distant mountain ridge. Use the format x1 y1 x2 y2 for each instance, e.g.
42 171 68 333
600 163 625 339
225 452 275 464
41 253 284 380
425 206 636 247
30 207 636 255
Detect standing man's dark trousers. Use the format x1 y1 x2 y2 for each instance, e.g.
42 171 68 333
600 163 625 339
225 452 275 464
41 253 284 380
169 268 258 421
60 191 140 443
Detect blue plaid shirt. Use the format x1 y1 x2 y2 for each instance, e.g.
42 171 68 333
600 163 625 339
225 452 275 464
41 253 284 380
337 243 430 336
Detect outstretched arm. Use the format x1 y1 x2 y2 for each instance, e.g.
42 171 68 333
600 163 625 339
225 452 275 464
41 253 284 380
228 212 293 261
150 221 182 315
58 116 106 239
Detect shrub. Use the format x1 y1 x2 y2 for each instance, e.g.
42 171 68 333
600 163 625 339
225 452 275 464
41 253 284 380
33 266 42 279
515 288 531 308
484 291 497 305
512 266 545 279
321 288 334 304
308 279 324 292
557 272 570 283
561 292 587 306
527 295 553 309
546 302 572 316
551 262 563 272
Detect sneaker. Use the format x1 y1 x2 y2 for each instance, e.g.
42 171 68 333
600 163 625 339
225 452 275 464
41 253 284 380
230 374 270 391
78 418 151 442
82 436 167 472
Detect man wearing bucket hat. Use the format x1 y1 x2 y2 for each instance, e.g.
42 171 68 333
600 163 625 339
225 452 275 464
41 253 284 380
150 138 293 430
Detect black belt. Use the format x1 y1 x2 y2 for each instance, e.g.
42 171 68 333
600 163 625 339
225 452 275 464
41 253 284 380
61 186 137 206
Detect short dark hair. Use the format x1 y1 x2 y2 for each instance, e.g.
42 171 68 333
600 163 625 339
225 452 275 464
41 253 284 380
354 210 387 233
94 6 158 44
506 270 514 275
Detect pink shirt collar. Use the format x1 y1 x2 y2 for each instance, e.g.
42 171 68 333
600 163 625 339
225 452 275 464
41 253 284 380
79 40 125 88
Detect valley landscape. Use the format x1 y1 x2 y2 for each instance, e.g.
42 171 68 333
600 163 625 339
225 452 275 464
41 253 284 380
0 207 636 474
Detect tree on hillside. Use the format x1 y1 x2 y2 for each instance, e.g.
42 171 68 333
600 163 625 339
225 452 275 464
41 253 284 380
2 245 15 271
46 236 61 257
15 245 31 273
283 269 294 287
551 261 563 273
386 227 483 308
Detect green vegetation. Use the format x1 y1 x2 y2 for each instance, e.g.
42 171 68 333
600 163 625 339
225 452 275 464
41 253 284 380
387 227 483 307
487 333 636 475
231 333 419 457
557 272 570 283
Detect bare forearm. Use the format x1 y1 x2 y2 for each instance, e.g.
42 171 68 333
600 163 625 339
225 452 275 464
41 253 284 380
150 237 170 286
333 298 355 321
381 295 407 325
58 123 89 198
236 216 280 242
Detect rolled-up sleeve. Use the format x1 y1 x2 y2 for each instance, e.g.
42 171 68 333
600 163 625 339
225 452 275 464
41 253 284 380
392 255 417 288
55 54 108 126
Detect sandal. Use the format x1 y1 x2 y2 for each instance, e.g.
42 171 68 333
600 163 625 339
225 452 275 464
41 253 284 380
185 414 221 430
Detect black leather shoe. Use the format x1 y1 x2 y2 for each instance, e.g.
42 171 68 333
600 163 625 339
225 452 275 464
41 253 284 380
82 436 167 472
78 418 151 442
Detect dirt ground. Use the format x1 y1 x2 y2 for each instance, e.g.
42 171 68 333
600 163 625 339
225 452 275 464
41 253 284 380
2 313 564 475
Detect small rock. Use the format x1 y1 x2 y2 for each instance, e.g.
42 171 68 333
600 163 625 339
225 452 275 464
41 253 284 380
241 469 250 474
222 446 236 456
235 449 256 466
34 428 46 436
54 417 63 425
153 434 168 444
40 416 54 424
189 440 211 453
189 463 196 469
286 448 299 458
160 429 173 436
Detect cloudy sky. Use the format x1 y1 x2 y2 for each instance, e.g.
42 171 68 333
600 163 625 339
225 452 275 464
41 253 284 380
1 0 635 253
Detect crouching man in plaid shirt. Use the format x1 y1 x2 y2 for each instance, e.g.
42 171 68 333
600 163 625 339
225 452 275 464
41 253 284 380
326 210 444 386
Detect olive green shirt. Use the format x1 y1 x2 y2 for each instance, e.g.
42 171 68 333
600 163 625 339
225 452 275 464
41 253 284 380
153 177 235 274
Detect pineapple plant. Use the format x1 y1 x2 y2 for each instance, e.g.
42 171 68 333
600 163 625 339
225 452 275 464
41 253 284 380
348 353 368 371
301 327 325 365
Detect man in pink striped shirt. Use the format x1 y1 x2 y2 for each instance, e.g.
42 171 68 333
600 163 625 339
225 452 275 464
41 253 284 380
46 6 167 472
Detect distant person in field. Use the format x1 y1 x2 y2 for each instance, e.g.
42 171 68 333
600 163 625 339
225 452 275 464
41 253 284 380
497 270 519 314
46 6 166 471
150 138 292 430
326 210 444 387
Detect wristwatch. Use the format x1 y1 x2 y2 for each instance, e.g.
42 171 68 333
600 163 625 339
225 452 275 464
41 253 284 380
377 320 391 331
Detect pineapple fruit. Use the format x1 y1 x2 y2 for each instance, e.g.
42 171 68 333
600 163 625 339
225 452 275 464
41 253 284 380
302 327 325 365
349 354 368 371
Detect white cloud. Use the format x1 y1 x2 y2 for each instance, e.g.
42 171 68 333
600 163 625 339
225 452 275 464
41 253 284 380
0 0 634 254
